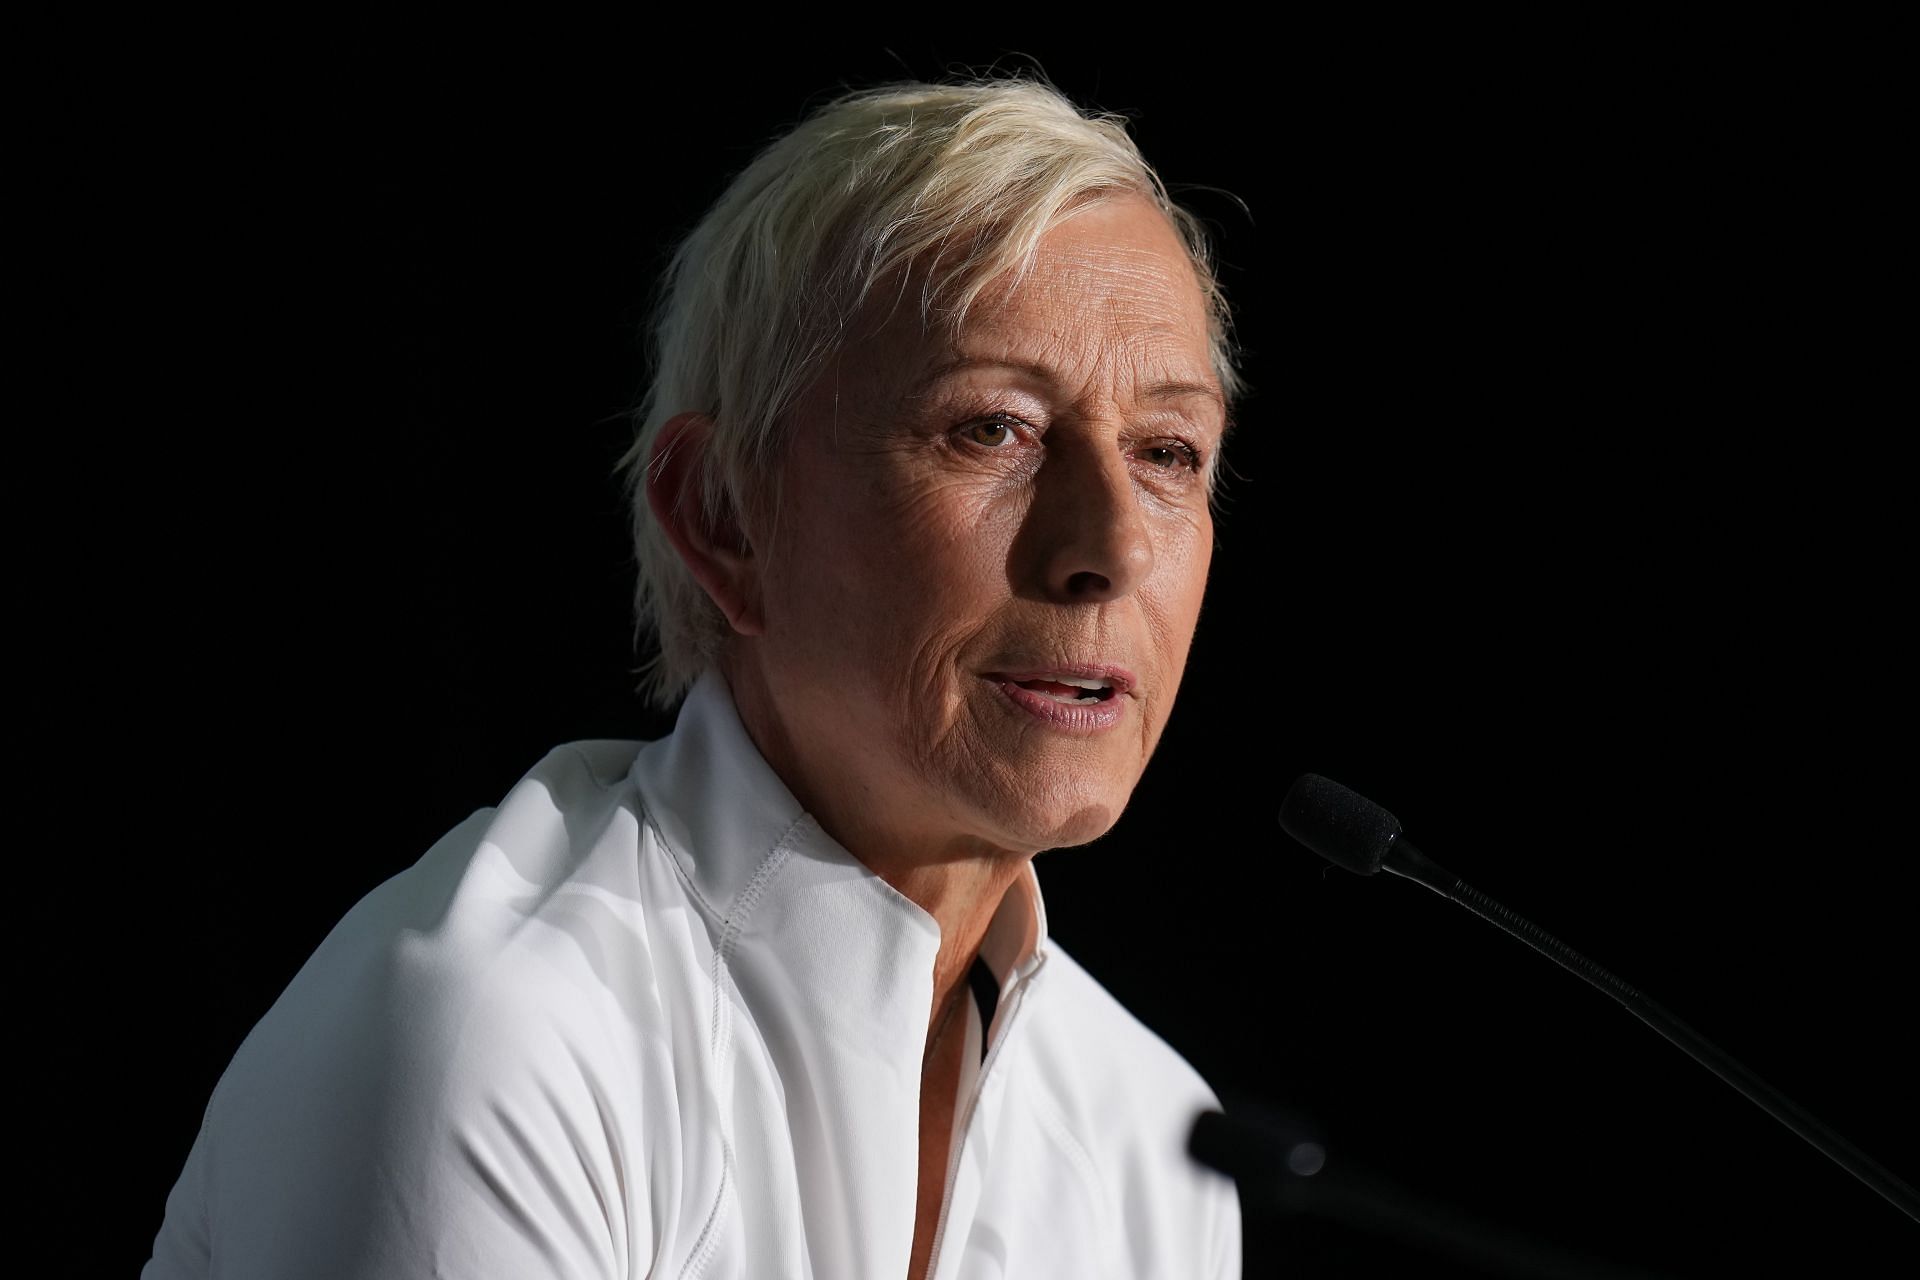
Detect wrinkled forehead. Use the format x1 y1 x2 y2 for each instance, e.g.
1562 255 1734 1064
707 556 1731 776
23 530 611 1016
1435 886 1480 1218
833 197 1220 410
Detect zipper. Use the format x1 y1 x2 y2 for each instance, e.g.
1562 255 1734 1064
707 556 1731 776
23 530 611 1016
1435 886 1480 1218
920 953 1048 1278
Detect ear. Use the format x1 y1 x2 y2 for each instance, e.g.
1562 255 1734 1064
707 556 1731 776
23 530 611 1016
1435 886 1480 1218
645 412 765 637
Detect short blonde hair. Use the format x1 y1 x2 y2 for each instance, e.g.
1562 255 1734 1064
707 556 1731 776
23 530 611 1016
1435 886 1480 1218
614 75 1242 710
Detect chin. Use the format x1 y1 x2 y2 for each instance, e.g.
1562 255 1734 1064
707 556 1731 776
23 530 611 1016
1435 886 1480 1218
973 782 1128 853
1034 804 1123 851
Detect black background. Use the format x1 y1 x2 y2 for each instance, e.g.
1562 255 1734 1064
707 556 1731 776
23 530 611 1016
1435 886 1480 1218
67 26 1912 1279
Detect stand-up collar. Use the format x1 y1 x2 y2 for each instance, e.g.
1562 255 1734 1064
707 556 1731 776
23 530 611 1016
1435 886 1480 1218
628 667 1048 992
627 667 1050 1274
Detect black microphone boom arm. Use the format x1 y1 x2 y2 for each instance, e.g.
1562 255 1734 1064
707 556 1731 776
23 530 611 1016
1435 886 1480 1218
1280 772 1920 1225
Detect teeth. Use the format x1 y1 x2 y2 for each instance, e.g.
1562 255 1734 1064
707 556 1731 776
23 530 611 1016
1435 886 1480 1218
1047 675 1113 690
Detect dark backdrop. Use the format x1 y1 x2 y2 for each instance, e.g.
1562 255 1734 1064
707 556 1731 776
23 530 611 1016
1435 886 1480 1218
98 31 1913 1279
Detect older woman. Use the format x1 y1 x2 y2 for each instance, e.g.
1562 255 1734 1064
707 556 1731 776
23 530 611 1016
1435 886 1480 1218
146 77 1242 1280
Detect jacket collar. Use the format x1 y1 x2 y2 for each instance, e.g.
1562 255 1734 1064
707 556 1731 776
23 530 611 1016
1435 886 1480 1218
629 666 1049 996
628 667 1052 1272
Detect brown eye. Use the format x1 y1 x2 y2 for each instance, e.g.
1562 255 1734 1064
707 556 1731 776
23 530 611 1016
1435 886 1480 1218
967 420 1014 447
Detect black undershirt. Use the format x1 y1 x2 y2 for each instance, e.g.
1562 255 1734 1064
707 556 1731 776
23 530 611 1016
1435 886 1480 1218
967 955 1000 1064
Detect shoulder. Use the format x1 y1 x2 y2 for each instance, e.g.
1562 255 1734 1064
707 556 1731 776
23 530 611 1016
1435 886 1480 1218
190 739 678 1278
219 737 663 1105
227 738 652 1051
1025 940 1223 1119
1017 940 1241 1279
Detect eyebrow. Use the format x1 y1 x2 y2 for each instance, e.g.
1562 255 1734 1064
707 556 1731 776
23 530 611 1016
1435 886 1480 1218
909 354 1226 410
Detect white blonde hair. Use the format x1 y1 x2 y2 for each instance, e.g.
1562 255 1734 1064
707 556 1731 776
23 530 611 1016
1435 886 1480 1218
614 75 1243 709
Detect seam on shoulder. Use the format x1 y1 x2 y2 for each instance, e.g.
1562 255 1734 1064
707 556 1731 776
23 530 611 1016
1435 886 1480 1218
637 804 724 929
730 813 806 930
632 790 802 1278
677 838 800 1279
708 840 792 1058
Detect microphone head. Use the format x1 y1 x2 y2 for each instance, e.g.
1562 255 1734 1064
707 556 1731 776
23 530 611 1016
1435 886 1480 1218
1279 774 1403 875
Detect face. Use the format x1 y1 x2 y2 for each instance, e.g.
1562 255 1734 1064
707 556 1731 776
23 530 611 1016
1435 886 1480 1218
730 194 1225 860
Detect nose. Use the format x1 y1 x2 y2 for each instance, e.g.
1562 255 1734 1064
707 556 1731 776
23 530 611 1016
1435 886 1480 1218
1024 438 1153 603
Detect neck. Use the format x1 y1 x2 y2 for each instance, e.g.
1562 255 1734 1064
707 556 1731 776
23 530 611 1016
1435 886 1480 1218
871 852 1025 1062
721 655 1031 1065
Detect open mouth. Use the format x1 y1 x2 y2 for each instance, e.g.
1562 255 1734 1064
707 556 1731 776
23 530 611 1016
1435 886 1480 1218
1005 676 1117 705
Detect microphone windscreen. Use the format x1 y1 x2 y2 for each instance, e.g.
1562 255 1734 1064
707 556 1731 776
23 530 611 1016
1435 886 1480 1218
1280 774 1402 875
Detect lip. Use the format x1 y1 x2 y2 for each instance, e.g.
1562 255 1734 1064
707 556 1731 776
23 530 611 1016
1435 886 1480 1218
985 664 1137 695
980 664 1135 733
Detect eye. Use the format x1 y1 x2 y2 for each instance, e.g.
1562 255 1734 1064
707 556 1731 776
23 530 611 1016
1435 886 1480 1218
960 415 1024 448
1138 440 1204 471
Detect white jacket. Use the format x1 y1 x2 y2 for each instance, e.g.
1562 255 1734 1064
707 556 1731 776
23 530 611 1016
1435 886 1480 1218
145 670 1241 1279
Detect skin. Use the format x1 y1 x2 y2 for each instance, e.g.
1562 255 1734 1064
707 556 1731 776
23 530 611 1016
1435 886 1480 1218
647 193 1225 1280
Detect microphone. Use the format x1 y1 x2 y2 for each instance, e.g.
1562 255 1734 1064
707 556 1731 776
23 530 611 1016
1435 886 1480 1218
1279 772 1920 1225
1188 1101 1326 1191
1278 772 1454 893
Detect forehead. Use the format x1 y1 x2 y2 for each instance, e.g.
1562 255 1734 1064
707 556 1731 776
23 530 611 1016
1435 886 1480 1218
839 195 1219 406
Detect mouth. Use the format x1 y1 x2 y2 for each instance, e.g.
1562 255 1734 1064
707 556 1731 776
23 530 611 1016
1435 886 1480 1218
982 666 1135 705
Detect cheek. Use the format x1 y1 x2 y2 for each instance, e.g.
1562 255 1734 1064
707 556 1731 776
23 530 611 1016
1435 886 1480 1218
1147 515 1213 657
879 497 1017 689
765 471 1013 666
865 465 1020 590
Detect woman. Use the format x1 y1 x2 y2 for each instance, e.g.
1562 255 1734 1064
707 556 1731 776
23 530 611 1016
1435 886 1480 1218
146 76 1243 1279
